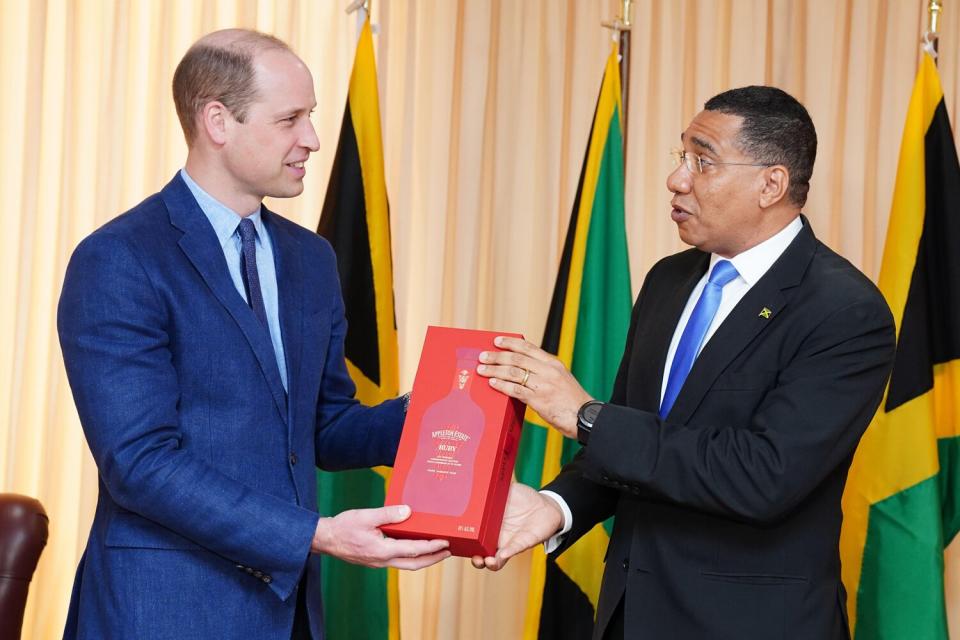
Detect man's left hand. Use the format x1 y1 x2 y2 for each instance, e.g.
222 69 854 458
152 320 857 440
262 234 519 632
477 336 591 439
470 482 564 571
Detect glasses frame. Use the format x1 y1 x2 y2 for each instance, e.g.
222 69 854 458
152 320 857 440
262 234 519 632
670 148 772 175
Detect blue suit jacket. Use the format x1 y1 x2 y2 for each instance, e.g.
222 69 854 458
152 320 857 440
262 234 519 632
57 174 404 639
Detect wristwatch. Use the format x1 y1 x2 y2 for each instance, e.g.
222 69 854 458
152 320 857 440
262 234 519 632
576 401 605 446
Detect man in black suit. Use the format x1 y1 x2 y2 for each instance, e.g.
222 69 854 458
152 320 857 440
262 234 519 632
473 86 896 639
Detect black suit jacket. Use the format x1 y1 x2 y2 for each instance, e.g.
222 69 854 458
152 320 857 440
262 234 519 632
545 219 896 640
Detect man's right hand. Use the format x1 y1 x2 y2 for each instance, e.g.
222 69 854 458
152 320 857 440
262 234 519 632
312 505 450 570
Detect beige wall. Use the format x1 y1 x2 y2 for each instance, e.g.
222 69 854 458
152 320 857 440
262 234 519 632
1 1 958 638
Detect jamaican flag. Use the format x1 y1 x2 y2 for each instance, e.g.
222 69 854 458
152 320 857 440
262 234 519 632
316 17 400 640
514 43 632 639
840 52 960 639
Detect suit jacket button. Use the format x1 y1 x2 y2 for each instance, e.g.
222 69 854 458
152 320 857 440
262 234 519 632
290 453 298 465
621 559 629 571
263 575 272 584
253 570 263 579
246 567 254 574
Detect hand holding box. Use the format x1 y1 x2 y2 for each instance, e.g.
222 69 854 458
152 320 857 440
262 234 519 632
382 326 526 557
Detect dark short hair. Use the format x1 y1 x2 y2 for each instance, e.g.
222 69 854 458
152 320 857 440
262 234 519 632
704 86 817 207
172 29 290 145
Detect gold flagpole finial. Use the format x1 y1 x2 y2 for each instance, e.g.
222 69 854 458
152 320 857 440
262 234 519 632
929 0 942 34
602 0 634 33
922 0 942 58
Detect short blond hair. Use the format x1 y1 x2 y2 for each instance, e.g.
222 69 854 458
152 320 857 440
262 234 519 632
172 29 291 145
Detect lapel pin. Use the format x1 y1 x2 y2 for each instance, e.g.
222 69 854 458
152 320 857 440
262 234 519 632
759 307 772 319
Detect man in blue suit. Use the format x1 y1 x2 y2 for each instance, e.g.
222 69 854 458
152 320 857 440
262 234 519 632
57 29 448 639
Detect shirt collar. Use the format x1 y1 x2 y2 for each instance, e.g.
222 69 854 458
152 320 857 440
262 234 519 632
180 168 265 248
710 215 803 286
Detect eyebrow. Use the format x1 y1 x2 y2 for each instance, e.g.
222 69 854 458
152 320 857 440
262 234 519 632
680 132 719 156
275 105 317 118
689 135 717 155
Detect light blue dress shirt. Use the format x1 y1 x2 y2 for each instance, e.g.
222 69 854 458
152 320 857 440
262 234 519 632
180 169 288 391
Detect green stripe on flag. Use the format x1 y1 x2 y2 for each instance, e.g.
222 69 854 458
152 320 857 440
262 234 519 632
940 436 960 541
564 101 630 538
317 468 390 639
856 436 960 639
518 42 631 639
316 17 399 640
840 52 960 639
517 422 548 488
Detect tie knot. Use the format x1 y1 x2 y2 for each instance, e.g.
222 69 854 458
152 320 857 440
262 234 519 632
708 260 739 287
238 218 257 243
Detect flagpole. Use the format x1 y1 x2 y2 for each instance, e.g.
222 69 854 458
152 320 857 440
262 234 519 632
925 0 942 60
346 0 370 38
602 0 633 166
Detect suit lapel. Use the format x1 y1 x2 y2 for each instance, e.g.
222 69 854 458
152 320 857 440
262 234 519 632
636 252 710 412
666 219 816 425
264 206 304 427
161 175 289 424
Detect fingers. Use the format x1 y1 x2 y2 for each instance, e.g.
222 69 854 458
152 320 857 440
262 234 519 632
476 350 541 400
362 537 450 568
494 541 526 564
470 544 523 572
357 504 413 527
478 351 534 375
381 536 449 559
479 336 556 371
476 363 535 390
492 336 544 359
387 549 452 571
485 376 532 401
486 554 509 571
470 554 507 571
476 363 529 383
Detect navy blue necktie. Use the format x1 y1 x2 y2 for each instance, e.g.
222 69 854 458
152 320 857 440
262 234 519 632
659 260 739 418
237 218 269 327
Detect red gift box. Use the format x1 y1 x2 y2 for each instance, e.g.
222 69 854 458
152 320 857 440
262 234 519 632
382 326 526 557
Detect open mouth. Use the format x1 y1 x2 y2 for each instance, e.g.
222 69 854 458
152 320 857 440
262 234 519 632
671 202 693 222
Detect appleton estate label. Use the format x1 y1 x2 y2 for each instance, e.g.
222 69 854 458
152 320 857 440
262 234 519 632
382 326 525 557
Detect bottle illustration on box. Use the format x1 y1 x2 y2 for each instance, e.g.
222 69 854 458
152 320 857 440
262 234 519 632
402 348 485 516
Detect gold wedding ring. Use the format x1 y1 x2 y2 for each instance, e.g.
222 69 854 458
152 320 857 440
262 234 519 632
520 368 530 387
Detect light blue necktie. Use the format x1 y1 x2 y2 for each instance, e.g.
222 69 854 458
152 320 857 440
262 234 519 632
659 260 739 418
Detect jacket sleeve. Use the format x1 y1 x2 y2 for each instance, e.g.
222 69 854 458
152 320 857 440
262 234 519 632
58 232 318 602
311 242 404 471
564 293 895 527
542 270 652 549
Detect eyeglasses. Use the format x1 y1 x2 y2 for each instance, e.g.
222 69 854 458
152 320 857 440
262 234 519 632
670 148 772 175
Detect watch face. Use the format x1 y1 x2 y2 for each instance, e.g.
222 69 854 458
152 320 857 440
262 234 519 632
582 401 603 425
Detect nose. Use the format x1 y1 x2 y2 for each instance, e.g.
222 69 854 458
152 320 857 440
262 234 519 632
301 120 320 153
666 163 692 195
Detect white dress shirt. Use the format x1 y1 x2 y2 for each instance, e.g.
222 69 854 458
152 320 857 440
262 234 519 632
543 216 804 551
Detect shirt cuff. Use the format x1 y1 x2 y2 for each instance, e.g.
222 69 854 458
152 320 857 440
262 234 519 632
539 490 572 554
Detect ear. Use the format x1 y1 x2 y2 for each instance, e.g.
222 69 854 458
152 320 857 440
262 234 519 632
199 101 231 146
758 165 790 209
